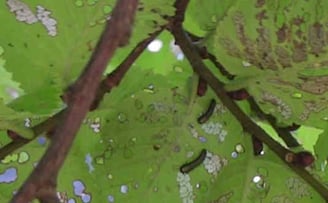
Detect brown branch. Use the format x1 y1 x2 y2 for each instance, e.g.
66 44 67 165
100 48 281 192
186 32 235 80
206 52 235 80
169 2 328 198
10 1 139 202
0 20 165 162
248 97 300 148
172 0 190 25
91 27 165 110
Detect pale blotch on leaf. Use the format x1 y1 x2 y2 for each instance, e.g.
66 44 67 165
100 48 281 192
117 112 128 123
203 151 227 177
6 1 58 36
286 177 311 198
0 167 18 183
68 198 76 203
242 60 252 67
80 193 91 203
231 151 238 159
17 151 29 164
6 0 38 24
95 156 104 164
201 121 228 142
153 186 158 192
186 151 194 158
198 136 207 143
73 180 92 202
261 92 292 119
36 5 58 37
107 173 113 180
73 180 85 196
24 118 31 128
89 117 101 133
103 5 112 14
85 153 94 173
143 84 155 94
235 143 245 153
1 153 18 164
108 195 115 202
120 184 129 194
176 172 194 202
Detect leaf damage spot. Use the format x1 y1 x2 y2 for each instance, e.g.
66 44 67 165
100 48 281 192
0 167 17 183
36 5 58 36
203 151 227 177
261 92 292 119
6 0 38 24
286 177 311 198
176 172 194 202
6 0 58 36
201 121 228 142
85 153 94 173
73 180 92 203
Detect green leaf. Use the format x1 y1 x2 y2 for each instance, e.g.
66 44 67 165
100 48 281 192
200 0 328 128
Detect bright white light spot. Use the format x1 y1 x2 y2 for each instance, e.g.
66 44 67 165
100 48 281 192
252 175 261 183
147 39 163 52
242 61 251 67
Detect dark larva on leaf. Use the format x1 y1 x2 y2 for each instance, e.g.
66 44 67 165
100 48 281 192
180 149 207 173
197 99 216 124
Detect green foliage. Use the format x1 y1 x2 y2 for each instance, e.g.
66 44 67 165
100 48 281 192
196 0 328 129
0 0 328 202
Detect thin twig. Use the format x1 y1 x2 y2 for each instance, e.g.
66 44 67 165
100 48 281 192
11 1 139 202
91 27 165 110
248 97 300 148
170 1 328 199
186 32 235 80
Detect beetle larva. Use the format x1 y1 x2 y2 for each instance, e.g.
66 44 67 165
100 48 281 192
197 99 216 124
180 149 207 173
